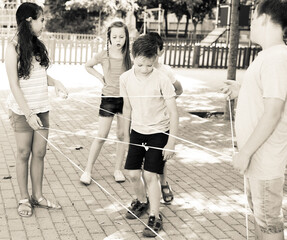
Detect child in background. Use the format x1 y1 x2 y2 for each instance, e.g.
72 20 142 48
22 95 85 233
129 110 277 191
147 32 183 203
5 2 68 217
80 21 132 184
120 36 178 237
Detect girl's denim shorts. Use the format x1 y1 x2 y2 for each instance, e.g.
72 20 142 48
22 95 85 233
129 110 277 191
99 95 123 117
246 177 284 234
9 110 49 132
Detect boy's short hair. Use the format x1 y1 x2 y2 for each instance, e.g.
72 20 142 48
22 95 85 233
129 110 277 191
147 32 164 51
132 35 158 58
255 0 287 30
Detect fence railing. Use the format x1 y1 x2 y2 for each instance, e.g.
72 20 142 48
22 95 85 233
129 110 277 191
192 45 261 69
0 32 261 69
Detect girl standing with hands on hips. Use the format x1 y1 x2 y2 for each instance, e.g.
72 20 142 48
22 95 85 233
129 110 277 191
80 21 132 185
5 2 68 217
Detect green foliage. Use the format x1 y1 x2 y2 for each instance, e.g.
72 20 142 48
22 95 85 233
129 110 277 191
45 0 95 33
45 0 134 34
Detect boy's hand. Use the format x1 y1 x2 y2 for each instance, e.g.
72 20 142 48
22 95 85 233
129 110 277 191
221 80 240 100
162 142 175 161
232 150 251 175
54 80 68 99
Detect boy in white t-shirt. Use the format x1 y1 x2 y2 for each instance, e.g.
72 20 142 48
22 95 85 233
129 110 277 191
147 32 183 204
222 1 287 239
120 35 178 237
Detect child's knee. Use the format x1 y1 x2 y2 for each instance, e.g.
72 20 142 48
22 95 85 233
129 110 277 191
17 148 31 160
117 130 124 141
32 149 46 159
129 170 141 182
144 171 158 184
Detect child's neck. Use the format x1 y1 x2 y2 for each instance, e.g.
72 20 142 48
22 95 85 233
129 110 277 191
154 61 160 68
109 46 123 58
134 70 153 81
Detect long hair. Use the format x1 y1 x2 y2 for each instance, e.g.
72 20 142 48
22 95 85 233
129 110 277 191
106 21 132 71
16 2 49 79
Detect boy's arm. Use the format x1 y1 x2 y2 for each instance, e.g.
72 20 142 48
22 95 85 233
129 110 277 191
120 76 132 143
233 98 284 174
122 97 132 144
221 80 241 100
162 97 179 160
173 80 183 97
85 54 105 85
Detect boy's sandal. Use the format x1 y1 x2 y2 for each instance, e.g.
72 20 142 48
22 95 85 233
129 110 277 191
18 199 33 217
161 182 174 203
31 196 62 209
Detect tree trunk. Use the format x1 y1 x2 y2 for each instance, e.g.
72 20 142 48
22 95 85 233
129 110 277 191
184 15 190 38
225 0 240 120
164 10 168 37
192 22 197 43
176 20 180 38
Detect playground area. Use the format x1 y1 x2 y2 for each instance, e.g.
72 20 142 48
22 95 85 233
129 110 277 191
2 63 287 240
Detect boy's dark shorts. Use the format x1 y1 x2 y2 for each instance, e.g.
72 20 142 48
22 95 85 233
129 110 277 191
125 130 169 174
9 110 49 132
99 95 123 117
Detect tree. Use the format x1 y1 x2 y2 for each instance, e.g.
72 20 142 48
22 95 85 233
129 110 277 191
135 0 175 37
45 0 134 34
45 0 96 33
184 0 216 40
172 1 188 38
225 0 240 120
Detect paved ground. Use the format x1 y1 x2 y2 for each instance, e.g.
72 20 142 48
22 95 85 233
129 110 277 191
1 63 287 240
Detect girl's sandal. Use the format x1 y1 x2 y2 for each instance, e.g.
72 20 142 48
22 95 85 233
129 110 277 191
161 182 174 204
18 199 33 217
31 196 62 209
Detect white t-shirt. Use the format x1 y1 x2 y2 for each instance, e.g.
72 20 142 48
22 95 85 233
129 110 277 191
120 67 175 134
155 63 176 84
235 44 287 180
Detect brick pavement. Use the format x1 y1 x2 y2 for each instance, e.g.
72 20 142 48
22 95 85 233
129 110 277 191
1 66 287 240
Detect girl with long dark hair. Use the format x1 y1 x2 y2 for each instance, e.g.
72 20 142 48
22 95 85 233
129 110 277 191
5 2 68 217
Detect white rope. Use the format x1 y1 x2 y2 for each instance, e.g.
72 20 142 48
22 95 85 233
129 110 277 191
44 127 177 153
70 96 232 160
228 98 249 240
36 130 165 240
69 92 196 98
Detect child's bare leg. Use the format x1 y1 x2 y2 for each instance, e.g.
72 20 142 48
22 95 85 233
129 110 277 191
129 170 146 202
114 114 125 171
15 132 33 200
144 170 160 218
84 116 113 174
159 164 167 185
30 129 48 199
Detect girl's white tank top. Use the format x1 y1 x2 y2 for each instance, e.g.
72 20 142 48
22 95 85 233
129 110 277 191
7 52 49 115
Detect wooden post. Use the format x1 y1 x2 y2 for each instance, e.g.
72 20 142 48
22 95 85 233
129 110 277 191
192 44 200 68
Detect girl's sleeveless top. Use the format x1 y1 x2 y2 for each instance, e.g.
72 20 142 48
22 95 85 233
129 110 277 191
7 47 49 115
93 50 126 96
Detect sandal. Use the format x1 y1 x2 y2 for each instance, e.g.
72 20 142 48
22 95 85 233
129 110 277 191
31 196 62 209
18 199 33 217
161 182 174 203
